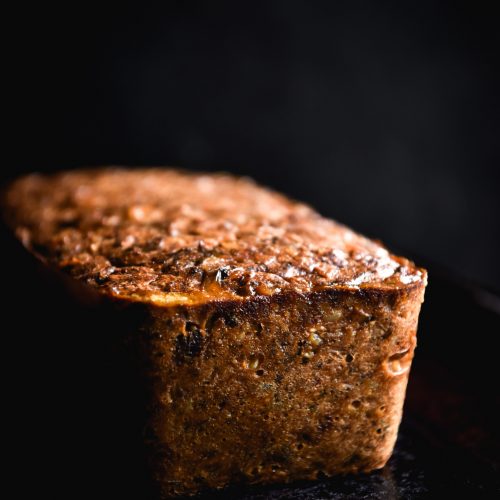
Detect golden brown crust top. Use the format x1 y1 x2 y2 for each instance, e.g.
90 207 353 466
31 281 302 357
2 168 425 304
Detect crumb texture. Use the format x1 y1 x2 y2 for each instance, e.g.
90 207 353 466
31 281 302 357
141 286 424 497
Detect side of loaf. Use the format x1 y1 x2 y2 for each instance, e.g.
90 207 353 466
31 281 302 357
1 168 426 497
140 285 423 497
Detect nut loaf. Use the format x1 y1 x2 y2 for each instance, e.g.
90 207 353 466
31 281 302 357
2 168 427 497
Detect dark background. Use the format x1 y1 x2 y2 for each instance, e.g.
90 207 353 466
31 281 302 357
3 3 500 497
5 0 500 288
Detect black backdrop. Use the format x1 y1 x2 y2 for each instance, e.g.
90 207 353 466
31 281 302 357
5 0 500 288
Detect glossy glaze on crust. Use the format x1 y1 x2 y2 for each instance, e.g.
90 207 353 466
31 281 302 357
2 168 424 306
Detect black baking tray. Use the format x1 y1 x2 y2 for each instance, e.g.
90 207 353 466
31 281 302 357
3 230 499 499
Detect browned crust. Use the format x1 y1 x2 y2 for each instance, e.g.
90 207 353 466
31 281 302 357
1 168 427 497
2 168 425 305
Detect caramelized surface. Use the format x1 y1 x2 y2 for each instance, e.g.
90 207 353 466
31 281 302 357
3 168 424 304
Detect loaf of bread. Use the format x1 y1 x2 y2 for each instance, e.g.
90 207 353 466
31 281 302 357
2 168 426 497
